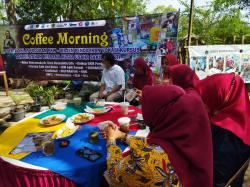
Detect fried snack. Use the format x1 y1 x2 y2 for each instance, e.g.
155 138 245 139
73 114 91 123
43 116 62 125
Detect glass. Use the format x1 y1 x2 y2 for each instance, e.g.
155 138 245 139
120 102 129 115
42 140 55 156
89 132 99 144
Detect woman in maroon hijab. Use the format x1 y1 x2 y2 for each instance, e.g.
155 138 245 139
168 64 199 89
133 57 153 90
168 64 200 98
195 73 250 187
105 85 213 187
156 54 179 85
143 85 213 187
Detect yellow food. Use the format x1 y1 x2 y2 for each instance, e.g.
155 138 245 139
43 116 62 125
54 126 76 139
73 114 91 123
93 109 104 113
60 127 75 137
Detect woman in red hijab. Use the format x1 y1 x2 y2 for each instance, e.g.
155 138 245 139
143 85 213 187
195 73 250 187
133 57 153 90
168 64 199 89
158 54 179 85
168 64 200 98
105 85 213 187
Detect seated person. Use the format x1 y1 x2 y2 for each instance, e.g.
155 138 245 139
132 57 153 90
90 53 125 102
104 85 213 187
156 54 179 85
126 57 153 105
168 64 200 98
195 73 250 187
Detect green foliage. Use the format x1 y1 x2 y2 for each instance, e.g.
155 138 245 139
15 0 148 24
151 5 177 14
178 0 250 44
25 82 60 106
0 1 7 24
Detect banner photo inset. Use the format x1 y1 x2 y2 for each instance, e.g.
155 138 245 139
188 45 250 82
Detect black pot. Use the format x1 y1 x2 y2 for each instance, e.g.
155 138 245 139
11 109 25 122
29 104 41 112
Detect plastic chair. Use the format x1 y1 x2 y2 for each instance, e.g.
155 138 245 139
0 71 9 96
224 158 250 187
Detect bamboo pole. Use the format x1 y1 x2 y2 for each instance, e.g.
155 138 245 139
187 0 195 46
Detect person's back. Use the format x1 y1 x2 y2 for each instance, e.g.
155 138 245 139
195 73 250 187
104 85 213 187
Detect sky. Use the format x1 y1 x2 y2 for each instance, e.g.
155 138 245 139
146 0 212 12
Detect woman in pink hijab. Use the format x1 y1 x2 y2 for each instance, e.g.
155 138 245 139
195 73 250 187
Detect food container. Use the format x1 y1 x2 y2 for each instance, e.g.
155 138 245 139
52 103 66 111
118 117 131 133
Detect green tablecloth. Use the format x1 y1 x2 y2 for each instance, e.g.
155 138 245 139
34 103 102 120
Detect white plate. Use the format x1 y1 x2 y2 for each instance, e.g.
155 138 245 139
52 118 79 139
40 114 66 126
84 106 111 115
71 113 94 124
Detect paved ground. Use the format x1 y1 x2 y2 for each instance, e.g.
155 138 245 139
244 166 250 187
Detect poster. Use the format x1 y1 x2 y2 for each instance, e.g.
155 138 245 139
240 54 250 83
10 132 54 154
188 45 250 82
0 12 179 80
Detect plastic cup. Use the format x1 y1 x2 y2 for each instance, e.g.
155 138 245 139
42 140 55 156
73 97 82 106
120 102 130 115
136 113 143 121
118 117 131 133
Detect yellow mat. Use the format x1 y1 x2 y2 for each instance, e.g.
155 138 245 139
0 118 64 160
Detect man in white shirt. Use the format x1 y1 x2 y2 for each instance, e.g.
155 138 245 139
90 53 125 102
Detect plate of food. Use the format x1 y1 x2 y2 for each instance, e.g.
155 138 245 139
40 114 66 126
84 106 111 115
52 118 79 139
71 113 95 124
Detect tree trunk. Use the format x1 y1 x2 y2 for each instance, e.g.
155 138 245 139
68 1 75 21
242 35 245 44
233 35 236 44
5 0 17 24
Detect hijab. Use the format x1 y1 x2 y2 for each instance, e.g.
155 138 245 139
162 54 179 80
142 85 213 187
168 64 200 98
195 73 250 145
133 57 153 90
165 54 179 66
